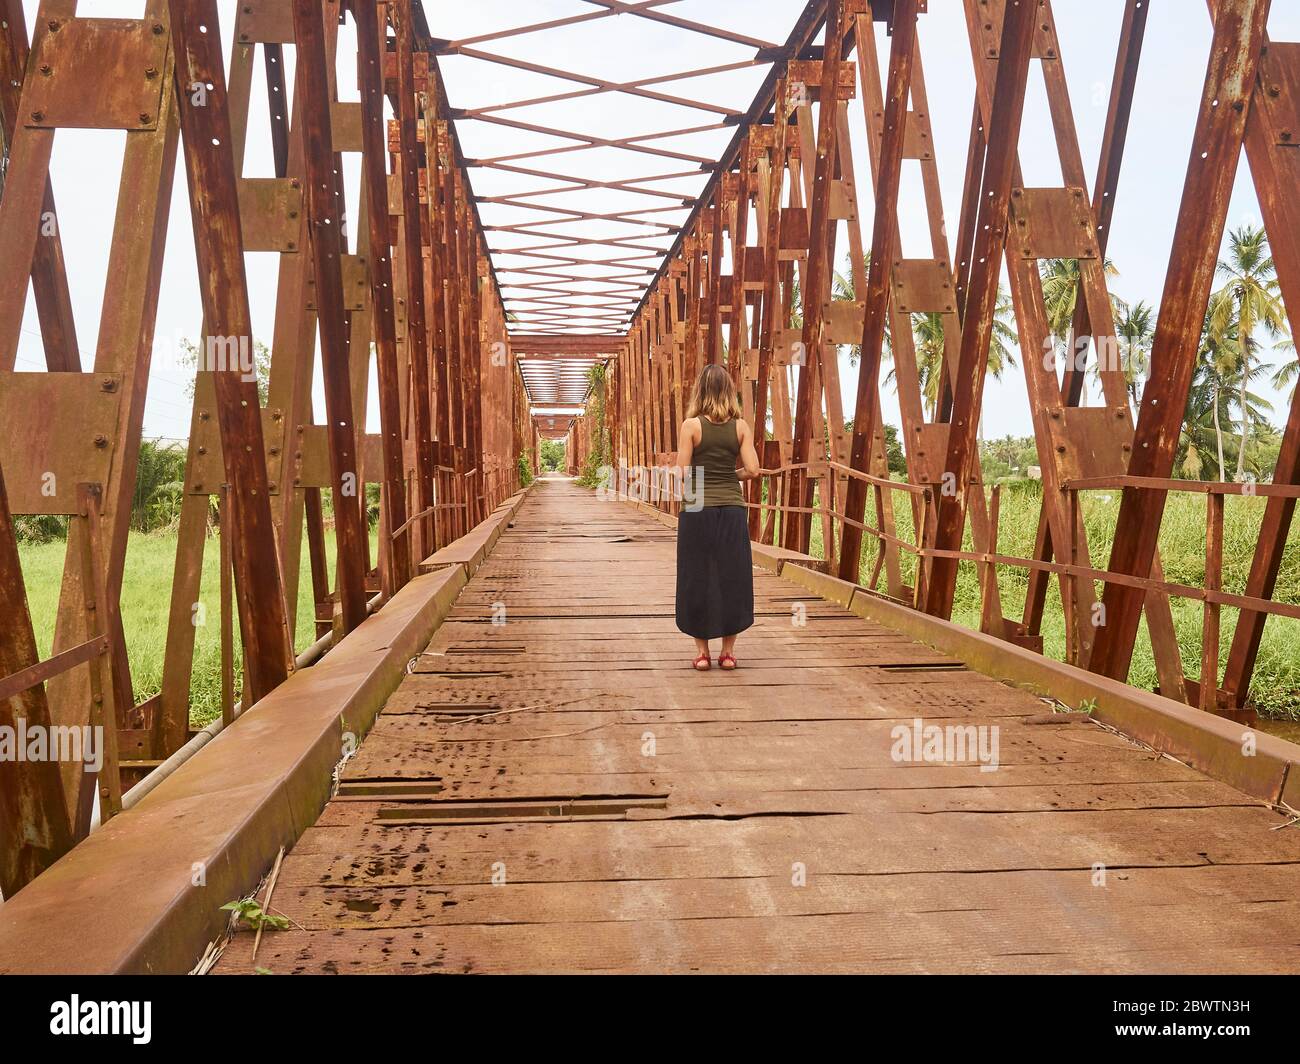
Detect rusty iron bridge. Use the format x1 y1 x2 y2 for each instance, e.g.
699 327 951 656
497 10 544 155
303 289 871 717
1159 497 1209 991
0 0 1299 974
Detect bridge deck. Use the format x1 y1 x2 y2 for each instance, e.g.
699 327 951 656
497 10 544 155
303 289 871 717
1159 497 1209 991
217 478 1300 974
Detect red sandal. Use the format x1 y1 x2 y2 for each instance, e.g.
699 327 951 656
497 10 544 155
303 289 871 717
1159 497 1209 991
692 653 712 671
718 653 737 670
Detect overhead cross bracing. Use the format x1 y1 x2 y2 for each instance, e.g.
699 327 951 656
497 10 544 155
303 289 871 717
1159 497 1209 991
512 332 624 424
519 356 598 407
432 1 809 337
533 413 581 440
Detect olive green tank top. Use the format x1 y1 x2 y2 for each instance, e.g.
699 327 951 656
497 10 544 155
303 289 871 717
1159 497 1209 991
692 417 745 508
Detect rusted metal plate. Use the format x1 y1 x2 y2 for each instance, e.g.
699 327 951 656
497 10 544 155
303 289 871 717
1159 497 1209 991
386 169 427 207
717 274 735 312
235 0 295 45
787 59 857 101
186 405 286 496
237 178 303 253
0 373 121 514
1256 41 1300 146
911 422 950 486
891 258 957 314
288 430 393 491
902 110 934 160
973 0 1060 61
306 254 369 312
779 207 808 259
739 245 767 289
861 0 929 23
829 179 856 221
292 427 333 490
24 18 169 131
383 48 430 92
330 101 363 153
1009 187 1099 260
771 328 804 365
382 115 428 153
1046 406 1135 481
823 299 863 344
360 434 386 483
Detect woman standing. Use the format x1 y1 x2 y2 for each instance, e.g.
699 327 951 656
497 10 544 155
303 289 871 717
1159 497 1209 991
674 364 761 670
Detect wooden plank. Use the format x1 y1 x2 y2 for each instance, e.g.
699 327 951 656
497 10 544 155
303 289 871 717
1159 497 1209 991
213 480 1300 975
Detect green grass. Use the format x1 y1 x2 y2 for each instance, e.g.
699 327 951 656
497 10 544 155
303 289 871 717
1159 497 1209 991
18 527 377 728
802 480 1300 720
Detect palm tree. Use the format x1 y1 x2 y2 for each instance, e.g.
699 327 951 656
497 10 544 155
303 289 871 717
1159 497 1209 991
832 252 1018 421
1039 257 1124 379
1271 342 1297 405
907 311 946 416
1200 293 1241 479
1179 349 1231 479
1209 225 1288 479
1113 299 1154 411
901 291 1018 421
1187 295 1276 480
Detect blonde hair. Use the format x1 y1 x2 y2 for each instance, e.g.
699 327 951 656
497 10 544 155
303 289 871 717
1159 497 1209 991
686 363 743 423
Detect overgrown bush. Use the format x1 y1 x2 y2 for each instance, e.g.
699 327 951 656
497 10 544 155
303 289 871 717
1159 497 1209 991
13 514 67 544
130 439 188 532
539 439 565 472
576 364 610 488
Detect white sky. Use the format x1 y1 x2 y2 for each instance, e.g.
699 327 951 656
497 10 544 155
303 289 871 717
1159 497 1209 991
12 0 1299 445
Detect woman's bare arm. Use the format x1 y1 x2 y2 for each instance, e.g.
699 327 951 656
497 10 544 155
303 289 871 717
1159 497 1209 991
735 419 761 480
674 418 697 497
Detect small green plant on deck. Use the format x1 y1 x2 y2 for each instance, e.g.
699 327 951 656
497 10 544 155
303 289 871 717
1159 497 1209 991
517 450 535 488
221 897 290 933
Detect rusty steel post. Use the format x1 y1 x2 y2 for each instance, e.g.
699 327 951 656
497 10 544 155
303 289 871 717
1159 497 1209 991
391 0 437 559
922 0 1037 619
355 0 412 591
838 0 919 582
168 1 293 700
290 0 368 634
784 0 844 554
0 462 75 897
1089 0 1272 683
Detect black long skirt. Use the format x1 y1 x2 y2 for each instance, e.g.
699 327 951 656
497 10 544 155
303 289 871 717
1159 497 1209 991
675 505 754 640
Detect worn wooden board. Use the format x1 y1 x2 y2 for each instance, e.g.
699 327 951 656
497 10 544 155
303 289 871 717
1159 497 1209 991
214 479 1300 974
